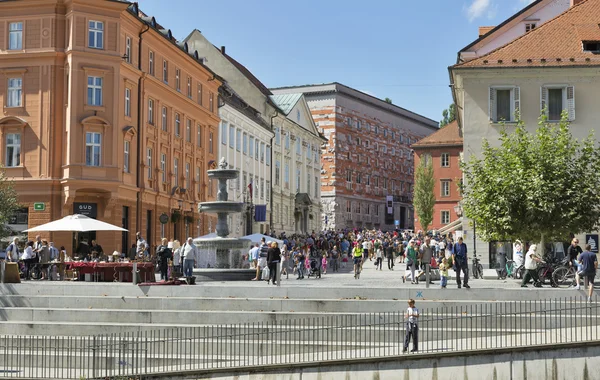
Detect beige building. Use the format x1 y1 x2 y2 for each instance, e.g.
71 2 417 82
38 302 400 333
450 0 599 265
0 0 221 253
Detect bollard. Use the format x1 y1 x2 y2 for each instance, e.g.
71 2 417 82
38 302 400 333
425 264 430 289
0 260 4 284
132 262 138 285
276 261 281 286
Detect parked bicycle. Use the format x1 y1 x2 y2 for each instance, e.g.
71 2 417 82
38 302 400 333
472 255 484 279
552 257 578 288
537 256 558 287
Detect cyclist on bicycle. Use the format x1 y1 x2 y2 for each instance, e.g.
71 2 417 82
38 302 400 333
352 242 364 279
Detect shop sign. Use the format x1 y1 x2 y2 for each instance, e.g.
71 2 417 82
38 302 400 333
33 203 45 211
586 234 599 253
74 202 97 219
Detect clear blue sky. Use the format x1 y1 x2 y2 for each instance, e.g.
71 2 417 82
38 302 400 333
136 0 534 123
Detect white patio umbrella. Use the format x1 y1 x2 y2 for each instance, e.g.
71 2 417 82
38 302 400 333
240 233 283 246
23 214 128 232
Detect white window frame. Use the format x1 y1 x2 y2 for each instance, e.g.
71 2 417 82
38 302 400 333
489 86 519 123
7 78 22 108
197 124 202 147
243 133 248 154
149 51 155 76
8 22 23 50
525 23 536 33
187 77 192 98
275 127 281 145
185 162 191 190
88 20 104 49
541 84 575 121
87 76 103 106
163 60 168 83
186 119 192 142
441 153 449 167
236 129 241 151
125 36 131 63
174 158 179 186
125 88 131 117
441 210 450 225
284 160 290 189
85 132 101 167
229 125 235 148
175 69 181 91
161 153 167 183
249 136 254 158
441 180 450 197
161 106 167 131
221 122 228 145
197 82 203 105
260 143 265 163
124 141 130 173
147 98 154 125
196 167 201 194
5 133 21 167
147 148 153 179
275 160 280 185
175 113 181 137
266 146 271 166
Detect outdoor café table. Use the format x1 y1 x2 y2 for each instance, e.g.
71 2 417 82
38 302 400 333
65 262 155 282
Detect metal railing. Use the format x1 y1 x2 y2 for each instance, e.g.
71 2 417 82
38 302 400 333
0 296 598 379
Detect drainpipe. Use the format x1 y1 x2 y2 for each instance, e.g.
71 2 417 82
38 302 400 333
269 111 278 234
135 19 150 237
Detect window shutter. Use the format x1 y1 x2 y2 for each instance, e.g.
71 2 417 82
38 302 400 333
567 86 575 121
540 86 548 116
512 86 520 121
489 87 497 122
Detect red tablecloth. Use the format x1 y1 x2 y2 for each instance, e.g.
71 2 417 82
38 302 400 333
65 262 155 282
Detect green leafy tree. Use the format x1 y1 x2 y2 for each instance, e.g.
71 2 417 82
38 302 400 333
414 156 436 232
461 111 600 253
440 104 456 127
384 98 392 104
0 166 19 239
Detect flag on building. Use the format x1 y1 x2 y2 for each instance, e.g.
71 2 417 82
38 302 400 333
254 205 267 222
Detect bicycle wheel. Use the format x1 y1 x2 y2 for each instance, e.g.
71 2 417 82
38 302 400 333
472 264 479 279
553 266 574 288
30 265 42 280
477 264 484 279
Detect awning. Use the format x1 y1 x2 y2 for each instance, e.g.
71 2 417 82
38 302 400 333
437 217 463 235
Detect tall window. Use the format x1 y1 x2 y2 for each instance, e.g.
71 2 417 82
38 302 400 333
147 98 154 125
162 60 168 83
296 137 301 156
441 180 450 197
187 77 192 98
275 160 280 185
88 21 103 49
174 158 179 186
255 140 259 161
186 119 192 142
249 136 254 158
196 124 202 147
7 78 22 107
125 88 131 117
196 167 201 194
8 22 23 50
315 176 318 197
123 141 130 173
243 133 248 154
441 153 449 167
236 129 241 151
441 211 450 225
209 93 214 112
185 162 190 190
5 133 20 167
125 36 131 63
161 106 167 131
197 83 203 105
146 148 153 179
160 153 166 183
229 125 235 148
85 132 101 166
175 113 180 137
489 86 519 122
175 69 180 91
266 181 270 201
260 143 265 162
149 51 155 76
284 160 290 189
221 122 227 145
266 146 271 166
307 174 311 196
275 127 281 145
87 76 102 106
285 131 290 149
209 132 214 153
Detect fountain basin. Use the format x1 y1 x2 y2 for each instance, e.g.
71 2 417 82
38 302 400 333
207 169 239 180
199 201 245 214
193 237 251 250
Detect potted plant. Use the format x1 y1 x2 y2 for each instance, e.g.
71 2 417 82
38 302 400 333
171 211 182 223
184 215 194 224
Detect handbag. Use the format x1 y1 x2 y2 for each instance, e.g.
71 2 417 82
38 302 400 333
261 266 270 280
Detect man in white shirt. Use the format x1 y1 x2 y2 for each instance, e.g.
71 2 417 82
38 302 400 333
521 244 543 288
136 232 148 259
403 299 419 353
182 237 197 278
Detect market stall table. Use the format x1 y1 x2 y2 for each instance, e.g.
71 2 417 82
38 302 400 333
65 262 155 282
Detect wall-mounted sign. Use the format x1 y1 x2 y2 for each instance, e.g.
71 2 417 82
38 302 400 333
159 213 169 225
586 234 599 253
74 202 97 219
33 203 45 211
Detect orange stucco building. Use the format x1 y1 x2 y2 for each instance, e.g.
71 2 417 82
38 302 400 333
0 0 221 253
412 121 463 233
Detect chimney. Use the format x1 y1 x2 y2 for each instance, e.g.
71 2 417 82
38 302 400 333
478 26 495 37
220 46 226 54
570 0 584 6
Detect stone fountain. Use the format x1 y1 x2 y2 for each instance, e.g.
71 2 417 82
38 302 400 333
193 158 252 280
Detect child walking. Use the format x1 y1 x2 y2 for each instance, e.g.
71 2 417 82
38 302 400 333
403 299 419 353
439 257 449 289
322 253 328 274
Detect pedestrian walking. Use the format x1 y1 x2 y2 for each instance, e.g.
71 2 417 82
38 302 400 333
403 240 418 284
452 237 470 289
578 244 598 302
386 241 395 270
439 257 449 289
375 246 383 270
266 241 281 285
403 299 419 353
521 244 543 287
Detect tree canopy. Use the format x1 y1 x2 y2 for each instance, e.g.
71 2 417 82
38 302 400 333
384 98 393 104
440 104 456 127
0 167 19 239
414 157 436 232
461 112 600 248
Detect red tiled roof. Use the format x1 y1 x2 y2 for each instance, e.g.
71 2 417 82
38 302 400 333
412 121 461 148
454 0 600 68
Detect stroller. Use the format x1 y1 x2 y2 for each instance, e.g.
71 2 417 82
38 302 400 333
307 248 322 279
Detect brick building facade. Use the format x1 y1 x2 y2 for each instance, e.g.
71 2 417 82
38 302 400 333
412 121 463 233
272 83 438 231
0 0 221 253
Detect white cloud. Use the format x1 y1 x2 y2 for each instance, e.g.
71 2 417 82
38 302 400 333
465 0 492 22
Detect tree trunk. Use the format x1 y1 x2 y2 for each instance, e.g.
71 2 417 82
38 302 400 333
539 234 545 257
